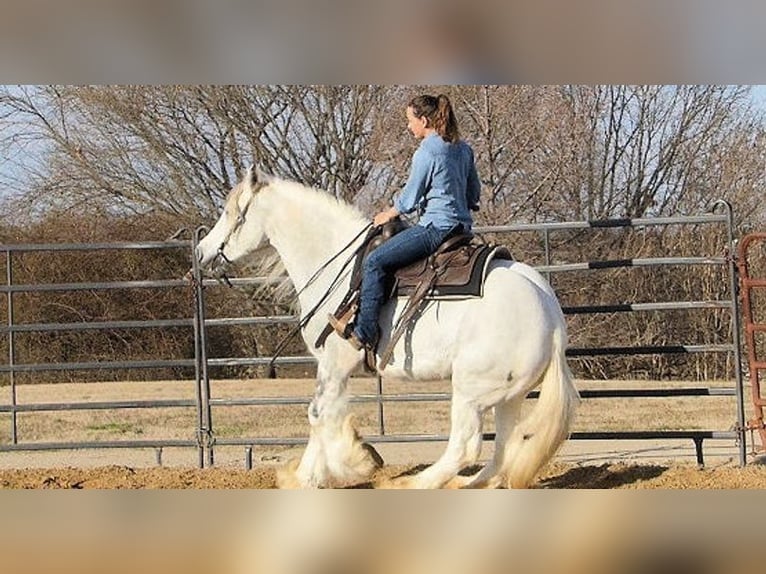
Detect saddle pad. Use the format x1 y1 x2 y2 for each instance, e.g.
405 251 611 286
394 244 513 299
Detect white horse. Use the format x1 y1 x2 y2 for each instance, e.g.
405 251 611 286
196 167 580 488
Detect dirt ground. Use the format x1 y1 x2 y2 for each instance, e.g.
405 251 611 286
1 377 765 489
0 459 765 489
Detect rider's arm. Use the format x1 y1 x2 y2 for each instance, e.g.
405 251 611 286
394 146 431 217
466 146 481 212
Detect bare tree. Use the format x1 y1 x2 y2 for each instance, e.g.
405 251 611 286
554 85 760 220
5 84 762 227
0 85 391 224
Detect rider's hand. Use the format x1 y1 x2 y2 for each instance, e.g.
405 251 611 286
373 207 400 228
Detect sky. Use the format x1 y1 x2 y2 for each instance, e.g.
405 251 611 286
749 85 766 112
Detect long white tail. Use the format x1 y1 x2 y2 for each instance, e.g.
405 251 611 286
505 326 580 488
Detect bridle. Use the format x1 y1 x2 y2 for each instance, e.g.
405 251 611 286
213 185 373 304
215 193 254 266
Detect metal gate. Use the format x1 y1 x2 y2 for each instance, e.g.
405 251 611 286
0 203 750 468
189 201 747 468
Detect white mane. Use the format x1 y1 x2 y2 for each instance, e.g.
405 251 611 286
243 176 368 304
270 178 368 227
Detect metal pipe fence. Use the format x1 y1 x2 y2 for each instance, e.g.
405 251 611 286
0 202 749 469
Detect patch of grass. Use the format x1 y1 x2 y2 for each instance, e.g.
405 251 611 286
213 424 250 437
85 422 143 435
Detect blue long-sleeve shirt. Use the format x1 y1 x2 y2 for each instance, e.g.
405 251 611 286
394 133 481 232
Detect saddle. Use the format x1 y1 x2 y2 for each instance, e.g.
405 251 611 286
393 234 511 298
316 219 512 371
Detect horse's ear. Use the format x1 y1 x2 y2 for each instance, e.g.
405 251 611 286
244 164 274 190
254 165 273 185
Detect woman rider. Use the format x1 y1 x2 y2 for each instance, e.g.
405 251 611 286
330 93 481 351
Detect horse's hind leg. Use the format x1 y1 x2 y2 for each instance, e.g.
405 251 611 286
383 390 484 489
454 396 524 489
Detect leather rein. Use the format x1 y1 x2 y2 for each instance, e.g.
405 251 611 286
262 222 374 376
210 191 376 377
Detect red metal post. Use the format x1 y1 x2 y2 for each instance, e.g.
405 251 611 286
737 233 766 454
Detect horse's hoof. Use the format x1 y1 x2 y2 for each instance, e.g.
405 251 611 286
361 442 384 469
375 475 415 489
275 458 303 489
445 475 503 489
342 443 383 487
443 476 471 489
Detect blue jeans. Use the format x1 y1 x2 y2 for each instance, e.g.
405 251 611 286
353 223 460 345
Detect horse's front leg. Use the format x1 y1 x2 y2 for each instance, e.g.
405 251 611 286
277 352 383 488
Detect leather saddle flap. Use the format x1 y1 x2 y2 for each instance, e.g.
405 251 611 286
394 239 513 298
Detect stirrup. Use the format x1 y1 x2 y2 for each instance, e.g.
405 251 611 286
332 322 370 354
327 311 354 339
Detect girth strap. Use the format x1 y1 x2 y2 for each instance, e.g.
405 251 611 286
377 243 467 369
377 271 436 369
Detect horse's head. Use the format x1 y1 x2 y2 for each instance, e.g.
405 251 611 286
196 165 273 272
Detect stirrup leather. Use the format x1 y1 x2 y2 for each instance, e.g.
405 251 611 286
327 313 378 373
327 304 357 339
